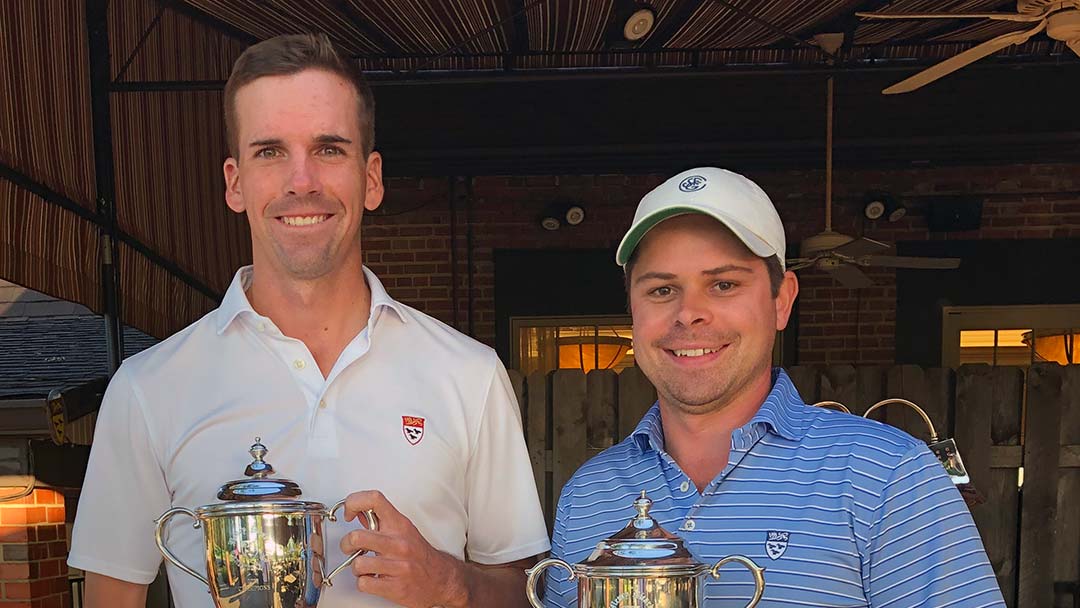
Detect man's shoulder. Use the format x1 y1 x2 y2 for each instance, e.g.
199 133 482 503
389 302 497 365
791 405 929 472
116 308 222 377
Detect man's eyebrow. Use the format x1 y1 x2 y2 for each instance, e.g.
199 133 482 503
633 265 754 286
247 134 353 147
633 271 676 285
314 134 352 144
248 138 283 148
702 264 755 275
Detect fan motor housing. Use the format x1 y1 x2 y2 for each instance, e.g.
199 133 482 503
800 231 854 257
1047 9 1080 41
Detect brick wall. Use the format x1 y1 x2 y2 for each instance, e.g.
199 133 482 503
0 488 69 607
363 163 1080 366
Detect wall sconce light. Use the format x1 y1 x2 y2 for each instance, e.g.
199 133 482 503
863 191 906 222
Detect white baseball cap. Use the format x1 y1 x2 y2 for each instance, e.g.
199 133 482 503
616 167 787 269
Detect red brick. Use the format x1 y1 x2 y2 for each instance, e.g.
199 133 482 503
0 563 30 580
0 525 29 543
4 582 32 599
43 509 63 525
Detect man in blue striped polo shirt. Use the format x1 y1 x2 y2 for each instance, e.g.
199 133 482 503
544 167 1004 607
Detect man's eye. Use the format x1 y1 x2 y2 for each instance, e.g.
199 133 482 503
319 146 344 156
714 281 736 291
649 286 673 297
254 148 280 159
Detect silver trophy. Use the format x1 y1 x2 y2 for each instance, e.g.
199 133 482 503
526 491 765 608
155 438 377 607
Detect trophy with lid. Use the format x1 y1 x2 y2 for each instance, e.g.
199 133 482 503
526 491 766 608
155 438 377 607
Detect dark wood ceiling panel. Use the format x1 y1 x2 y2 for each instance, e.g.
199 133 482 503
344 0 511 54
0 0 96 208
665 0 851 48
854 0 1011 45
110 0 248 82
182 0 384 55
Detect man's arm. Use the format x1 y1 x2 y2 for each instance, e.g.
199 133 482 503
456 556 537 608
340 490 539 608
84 572 148 608
866 445 1005 607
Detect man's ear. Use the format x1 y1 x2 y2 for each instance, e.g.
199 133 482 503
775 270 799 331
224 156 244 214
363 151 385 212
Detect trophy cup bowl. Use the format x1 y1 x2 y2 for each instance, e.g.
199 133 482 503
526 491 765 608
155 438 377 608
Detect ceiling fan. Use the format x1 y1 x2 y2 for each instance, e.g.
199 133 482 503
785 64 962 288
856 0 1080 94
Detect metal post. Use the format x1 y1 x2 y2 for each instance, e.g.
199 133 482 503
87 0 123 375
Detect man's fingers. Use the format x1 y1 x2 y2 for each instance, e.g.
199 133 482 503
349 554 406 578
355 571 404 598
342 490 402 525
338 528 409 557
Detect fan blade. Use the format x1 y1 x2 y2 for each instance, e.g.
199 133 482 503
823 263 874 289
855 11 1045 22
1069 39 1080 58
832 237 892 259
860 255 962 269
883 20 1048 94
785 258 818 271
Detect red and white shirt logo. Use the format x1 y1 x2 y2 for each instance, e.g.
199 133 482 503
402 415 425 445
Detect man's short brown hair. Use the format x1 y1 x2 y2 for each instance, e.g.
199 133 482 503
223 33 376 159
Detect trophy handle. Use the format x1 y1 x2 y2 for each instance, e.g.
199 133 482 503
525 558 574 608
709 555 766 608
322 500 380 586
154 507 209 588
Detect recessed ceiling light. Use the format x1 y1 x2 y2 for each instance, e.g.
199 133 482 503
623 7 656 42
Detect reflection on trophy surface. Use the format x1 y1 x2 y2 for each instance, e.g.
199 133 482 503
156 438 377 608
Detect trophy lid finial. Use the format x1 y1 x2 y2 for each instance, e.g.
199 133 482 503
218 437 302 501
244 437 274 478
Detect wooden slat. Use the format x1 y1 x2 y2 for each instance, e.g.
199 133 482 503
508 369 526 424
956 364 1023 606
617 366 656 441
1019 364 1066 608
525 371 549 529
882 366 953 443
551 370 587 518
818 364 887 416
1052 366 1080 601
585 370 617 458
786 365 819 403
818 364 855 413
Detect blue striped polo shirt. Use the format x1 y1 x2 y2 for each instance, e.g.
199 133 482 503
546 369 1005 607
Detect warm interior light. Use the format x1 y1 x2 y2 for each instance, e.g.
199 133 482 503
558 336 633 372
1023 330 1079 365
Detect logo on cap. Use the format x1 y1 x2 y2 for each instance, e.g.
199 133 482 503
678 175 707 192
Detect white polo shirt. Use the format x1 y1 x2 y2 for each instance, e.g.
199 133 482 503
68 266 550 608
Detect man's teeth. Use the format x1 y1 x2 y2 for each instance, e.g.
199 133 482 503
281 215 328 226
672 348 721 357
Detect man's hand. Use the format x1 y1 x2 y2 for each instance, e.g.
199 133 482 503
339 490 536 608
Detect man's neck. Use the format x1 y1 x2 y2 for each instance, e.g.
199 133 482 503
660 369 773 492
246 257 372 377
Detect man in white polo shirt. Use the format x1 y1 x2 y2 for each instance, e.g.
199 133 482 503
68 34 548 608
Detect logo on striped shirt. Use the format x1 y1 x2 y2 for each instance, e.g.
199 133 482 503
766 530 789 560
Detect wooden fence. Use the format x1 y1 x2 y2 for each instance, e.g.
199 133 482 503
507 363 1080 608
